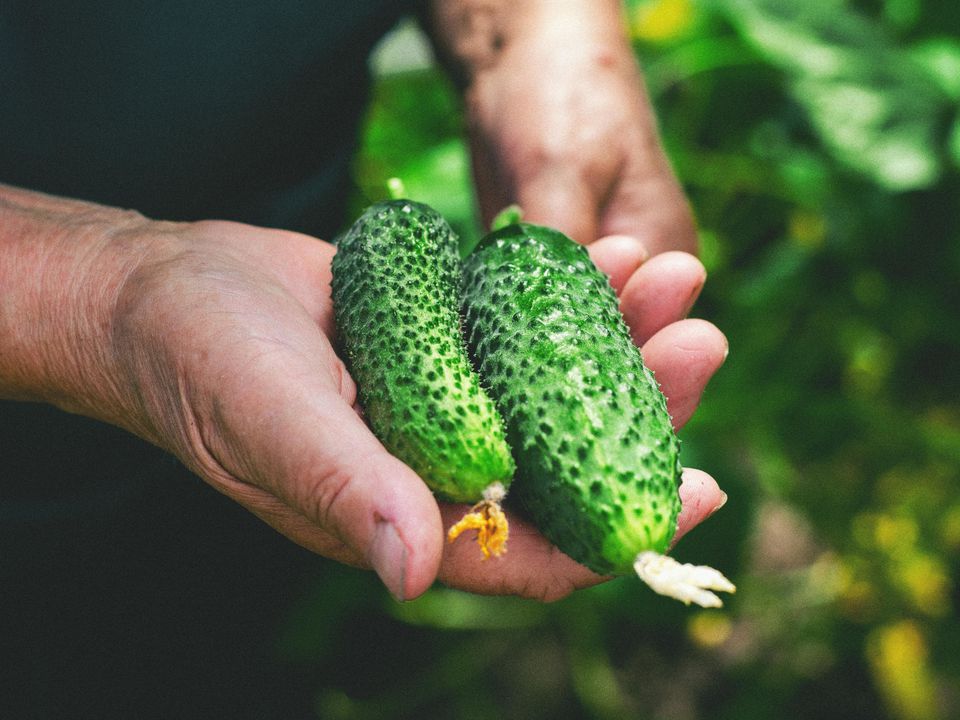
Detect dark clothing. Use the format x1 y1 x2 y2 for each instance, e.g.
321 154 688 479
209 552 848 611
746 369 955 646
1 2 418 717
1 0 409 233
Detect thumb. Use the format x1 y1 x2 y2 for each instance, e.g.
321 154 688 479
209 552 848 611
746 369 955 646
204 349 444 601
287 400 445 601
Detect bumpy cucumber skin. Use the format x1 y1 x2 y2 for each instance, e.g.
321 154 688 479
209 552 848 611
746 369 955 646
461 223 682 574
331 200 514 502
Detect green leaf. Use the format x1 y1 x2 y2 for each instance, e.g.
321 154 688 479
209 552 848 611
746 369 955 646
910 37 960 100
390 588 545 630
718 0 949 190
950 117 960 167
795 77 940 189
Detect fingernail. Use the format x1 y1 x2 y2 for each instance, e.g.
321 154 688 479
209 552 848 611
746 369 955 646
683 272 707 317
369 521 407 602
621 235 650 263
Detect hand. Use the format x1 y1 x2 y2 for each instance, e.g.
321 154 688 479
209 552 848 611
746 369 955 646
96 218 722 603
85 219 444 600
423 1 723 599
458 0 697 256
0 195 439 602
3 187 721 604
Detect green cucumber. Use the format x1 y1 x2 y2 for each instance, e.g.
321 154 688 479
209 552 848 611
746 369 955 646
331 199 515 554
461 222 734 606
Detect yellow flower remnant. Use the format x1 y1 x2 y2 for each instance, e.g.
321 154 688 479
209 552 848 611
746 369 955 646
447 482 509 559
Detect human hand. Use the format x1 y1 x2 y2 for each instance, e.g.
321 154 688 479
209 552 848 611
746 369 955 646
439 0 696 256
105 222 719 603
423 0 722 598
0 193 439 601
2 187 721 603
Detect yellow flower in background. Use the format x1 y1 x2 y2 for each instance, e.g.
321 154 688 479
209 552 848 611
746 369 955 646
630 0 696 43
687 611 733 648
896 554 951 618
941 505 960 551
867 620 939 720
788 208 827 249
873 514 918 554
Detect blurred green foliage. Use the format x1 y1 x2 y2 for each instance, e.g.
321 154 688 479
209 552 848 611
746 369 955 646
292 1 960 717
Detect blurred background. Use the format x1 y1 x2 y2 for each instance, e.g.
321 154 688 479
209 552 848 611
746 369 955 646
281 1 960 717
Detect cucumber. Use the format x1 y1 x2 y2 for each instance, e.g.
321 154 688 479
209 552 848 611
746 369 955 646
331 198 514 556
461 222 735 606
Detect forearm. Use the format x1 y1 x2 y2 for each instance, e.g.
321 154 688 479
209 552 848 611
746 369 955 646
0 184 146 418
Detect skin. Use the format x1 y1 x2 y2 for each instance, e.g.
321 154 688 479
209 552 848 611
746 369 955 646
427 0 697 255
0 1 725 603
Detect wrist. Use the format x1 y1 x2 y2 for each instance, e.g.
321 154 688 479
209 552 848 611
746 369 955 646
0 185 159 419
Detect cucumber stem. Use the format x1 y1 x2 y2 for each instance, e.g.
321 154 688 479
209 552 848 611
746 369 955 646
490 204 524 232
633 552 736 608
386 177 407 200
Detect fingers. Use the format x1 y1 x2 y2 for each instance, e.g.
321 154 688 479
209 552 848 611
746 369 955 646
640 319 728 429
436 466 727 598
513 171 599 247
592 242 724 429
620 251 707 346
267 401 444 600
213 389 445 601
586 235 649 294
437 503 605 602
672 468 727 547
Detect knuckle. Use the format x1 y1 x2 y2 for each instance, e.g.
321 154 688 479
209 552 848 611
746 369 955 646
536 581 575 604
299 461 354 530
331 354 357 406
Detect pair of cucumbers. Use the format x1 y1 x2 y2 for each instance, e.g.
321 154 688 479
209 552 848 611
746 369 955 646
331 198 734 607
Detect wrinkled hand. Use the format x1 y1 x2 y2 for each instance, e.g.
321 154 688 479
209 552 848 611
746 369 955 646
78 215 724 603
465 1 696 257
96 218 445 599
